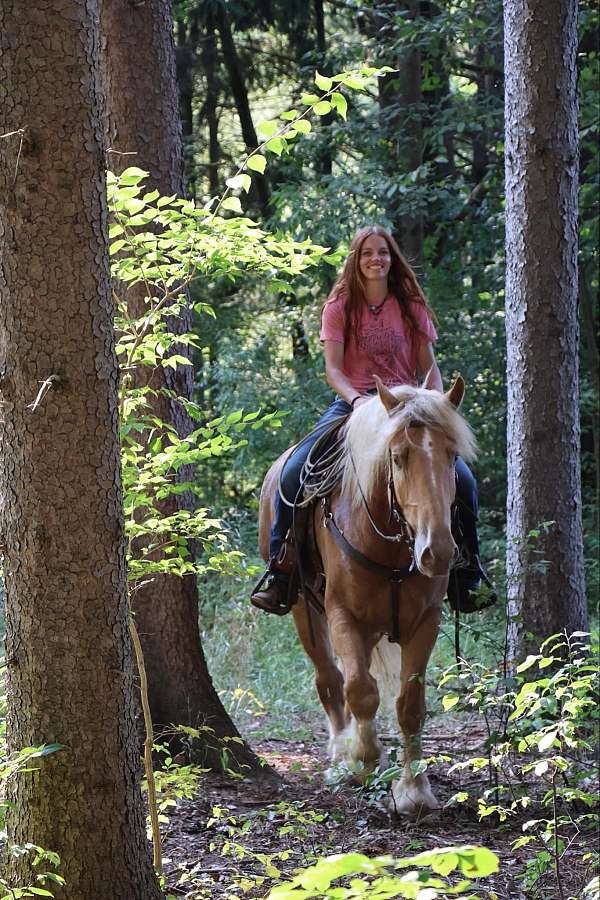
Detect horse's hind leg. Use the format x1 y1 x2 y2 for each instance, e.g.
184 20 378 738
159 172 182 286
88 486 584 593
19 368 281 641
292 600 347 757
391 607 441 818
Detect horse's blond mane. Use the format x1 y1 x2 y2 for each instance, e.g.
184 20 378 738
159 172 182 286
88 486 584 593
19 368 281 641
340 385 477 509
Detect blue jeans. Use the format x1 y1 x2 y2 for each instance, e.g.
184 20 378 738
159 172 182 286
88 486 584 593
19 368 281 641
268 398 481 574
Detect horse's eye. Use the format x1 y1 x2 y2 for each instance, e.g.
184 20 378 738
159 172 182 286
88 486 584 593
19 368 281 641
392 451 404 467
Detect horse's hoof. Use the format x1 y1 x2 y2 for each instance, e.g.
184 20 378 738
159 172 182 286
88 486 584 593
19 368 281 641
389 776 440 821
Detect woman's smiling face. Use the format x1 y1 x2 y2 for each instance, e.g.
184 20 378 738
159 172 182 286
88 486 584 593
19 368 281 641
358 234 392 283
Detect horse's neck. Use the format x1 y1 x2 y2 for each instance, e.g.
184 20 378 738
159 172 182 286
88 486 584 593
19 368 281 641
334 474 412 563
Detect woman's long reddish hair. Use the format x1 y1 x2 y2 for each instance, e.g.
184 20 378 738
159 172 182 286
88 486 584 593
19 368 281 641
324 226 436 347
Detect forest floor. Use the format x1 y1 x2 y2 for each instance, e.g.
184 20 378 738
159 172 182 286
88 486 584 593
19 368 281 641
162 714 594 900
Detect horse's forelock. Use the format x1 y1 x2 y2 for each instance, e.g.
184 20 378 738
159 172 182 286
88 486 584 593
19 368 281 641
340 386 477 507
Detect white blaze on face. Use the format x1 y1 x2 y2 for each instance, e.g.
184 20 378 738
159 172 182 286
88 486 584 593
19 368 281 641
420 427 437 492
411 427 454 576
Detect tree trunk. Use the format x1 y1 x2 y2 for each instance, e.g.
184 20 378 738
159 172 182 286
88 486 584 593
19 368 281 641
0 2 162 897
201 8 222 196
101 0 268 775
214 3 271 215
375 0 424 268
504 0 587 659
175 11 199 197
313 0 333 176
579 263 600 499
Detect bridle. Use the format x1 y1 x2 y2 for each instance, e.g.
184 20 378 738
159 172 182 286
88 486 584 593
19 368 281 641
321 444 421 644
346 445 416 556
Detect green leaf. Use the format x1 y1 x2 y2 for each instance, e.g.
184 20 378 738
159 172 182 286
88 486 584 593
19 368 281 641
280 109 298 120
120 166 148 180
538 656 556 669
266 137 286 156
294 119 312 134
225 174 251 193
465 846 500 876
313 100 332 116
124 197 145 215
221 196 242 213
517 654 540 673
156 194 177 207
247 154 266 174
339 75 366 91
442 695 460 711
257 119 278 137
315 70 333 91
35 743 65 757
300 93 320 105
410 759 428 777
329 91 348 119
538 730 558 752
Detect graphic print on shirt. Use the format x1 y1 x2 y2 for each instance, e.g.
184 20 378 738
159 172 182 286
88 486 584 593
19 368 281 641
356 319 411 379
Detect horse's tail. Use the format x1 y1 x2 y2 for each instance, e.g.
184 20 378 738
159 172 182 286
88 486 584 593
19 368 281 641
370 637 402 714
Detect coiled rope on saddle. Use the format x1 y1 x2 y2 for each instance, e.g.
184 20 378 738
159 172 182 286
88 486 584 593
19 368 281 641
277 414 349 510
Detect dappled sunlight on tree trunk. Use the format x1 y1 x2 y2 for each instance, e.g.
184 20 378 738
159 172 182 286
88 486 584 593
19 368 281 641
0 2 162 895
504 0 587 659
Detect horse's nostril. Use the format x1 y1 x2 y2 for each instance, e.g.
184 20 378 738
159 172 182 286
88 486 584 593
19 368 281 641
420 546 434 565
419 539 456 572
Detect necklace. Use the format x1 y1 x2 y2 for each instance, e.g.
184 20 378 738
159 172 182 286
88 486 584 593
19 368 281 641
367 296 388 316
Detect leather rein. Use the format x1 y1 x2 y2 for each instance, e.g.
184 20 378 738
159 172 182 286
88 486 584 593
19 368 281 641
321 447 419 644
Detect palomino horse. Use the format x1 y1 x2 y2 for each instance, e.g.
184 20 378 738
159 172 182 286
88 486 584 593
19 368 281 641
258 376 476 816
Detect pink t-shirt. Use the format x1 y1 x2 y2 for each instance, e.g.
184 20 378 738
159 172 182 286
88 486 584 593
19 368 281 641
320 292 437 393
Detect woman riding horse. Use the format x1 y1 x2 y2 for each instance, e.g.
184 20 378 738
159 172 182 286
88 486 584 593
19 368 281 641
251 225 493 615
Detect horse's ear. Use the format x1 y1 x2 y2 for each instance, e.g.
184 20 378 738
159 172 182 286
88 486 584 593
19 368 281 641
375 375 399 414
422 365 439 391
446 375 465 409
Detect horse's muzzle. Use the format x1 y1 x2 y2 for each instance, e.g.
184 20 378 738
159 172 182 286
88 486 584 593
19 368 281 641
415 533 457 577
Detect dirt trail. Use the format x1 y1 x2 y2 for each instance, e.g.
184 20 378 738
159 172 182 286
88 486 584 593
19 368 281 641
163 719 592 899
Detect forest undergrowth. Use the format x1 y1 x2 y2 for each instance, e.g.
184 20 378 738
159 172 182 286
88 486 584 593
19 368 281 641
147 522 600 900
0 519 597 900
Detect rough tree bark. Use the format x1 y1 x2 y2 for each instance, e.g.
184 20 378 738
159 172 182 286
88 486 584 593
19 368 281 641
100 0 268 775
0 2 162 897
504 0 587 658
375 0 424 267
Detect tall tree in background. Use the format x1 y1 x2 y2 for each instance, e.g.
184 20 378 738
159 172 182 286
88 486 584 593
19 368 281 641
504 0 588 657
101 0 266 774
0 2 162 896
375 0 425 267
213 3 271 214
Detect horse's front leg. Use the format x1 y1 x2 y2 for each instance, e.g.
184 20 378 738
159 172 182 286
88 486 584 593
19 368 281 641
392 605 441 818
327 603 384 775
291 599 348 756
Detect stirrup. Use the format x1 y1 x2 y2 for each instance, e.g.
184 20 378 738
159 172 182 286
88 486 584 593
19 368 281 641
250 567 296 616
